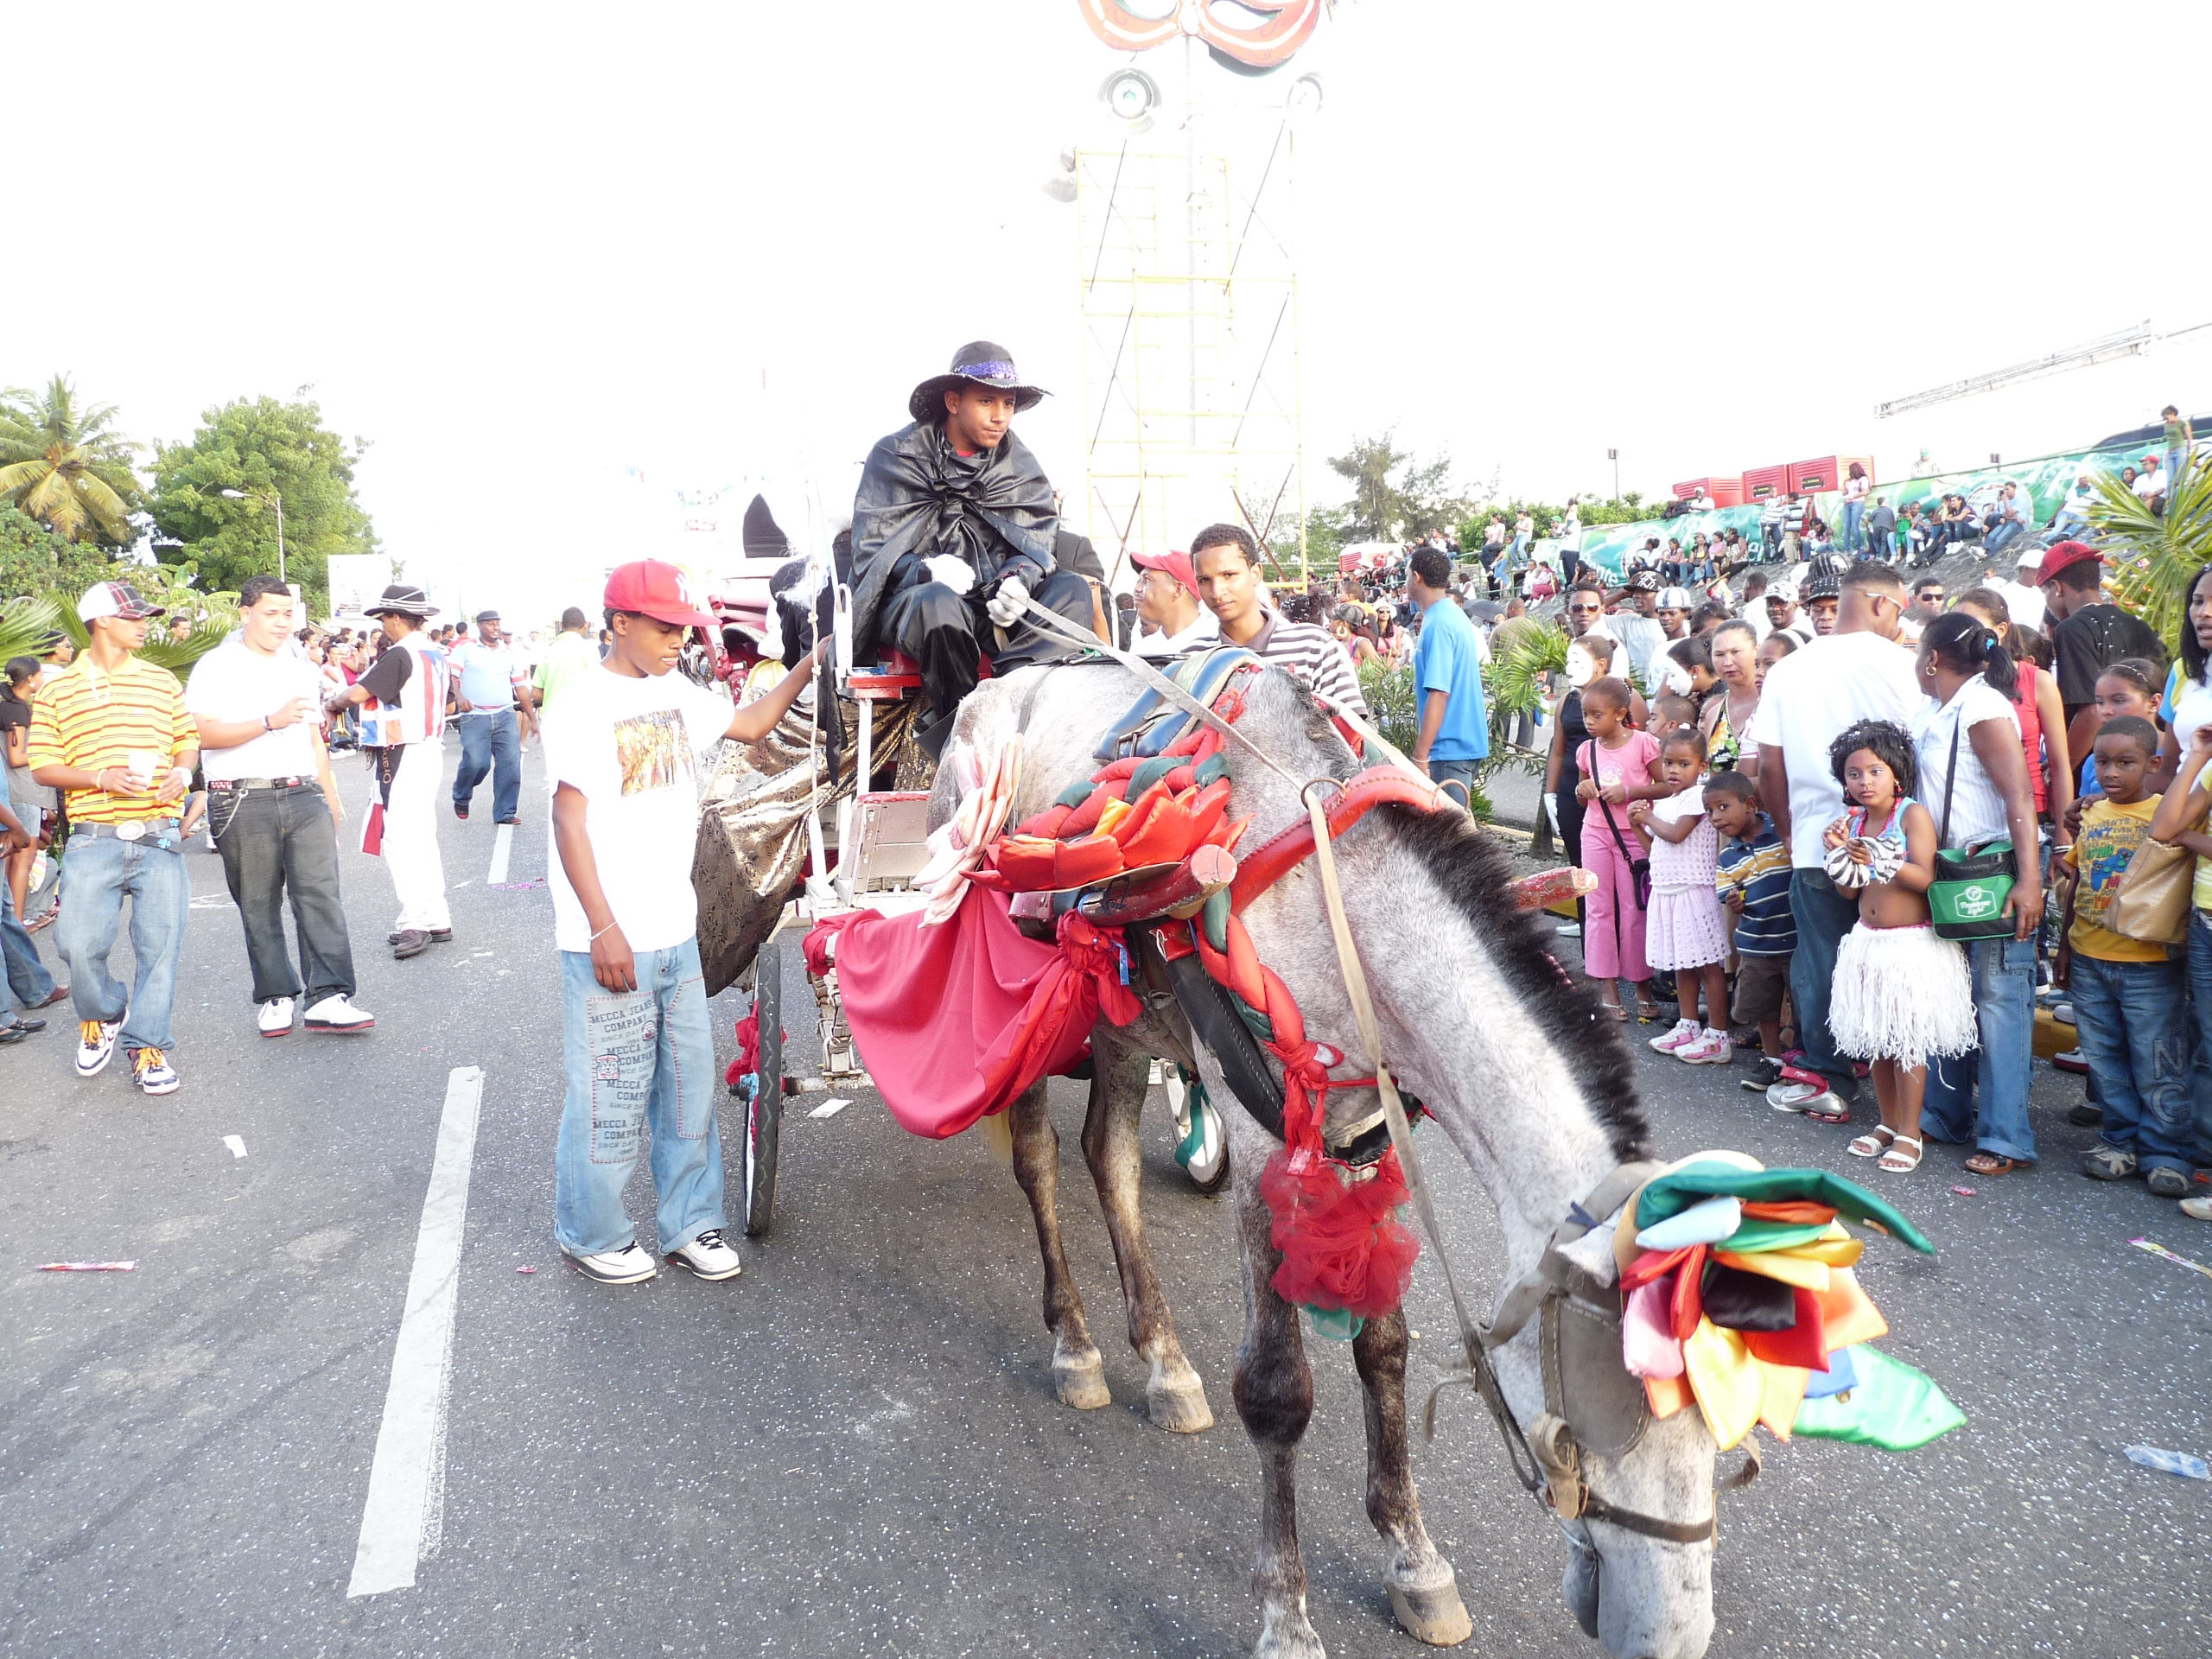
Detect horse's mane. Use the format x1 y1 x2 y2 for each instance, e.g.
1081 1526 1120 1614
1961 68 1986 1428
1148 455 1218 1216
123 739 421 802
1380 802 1649 1162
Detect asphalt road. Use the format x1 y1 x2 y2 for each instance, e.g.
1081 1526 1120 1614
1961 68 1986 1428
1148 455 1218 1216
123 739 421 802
3 741 2208 1659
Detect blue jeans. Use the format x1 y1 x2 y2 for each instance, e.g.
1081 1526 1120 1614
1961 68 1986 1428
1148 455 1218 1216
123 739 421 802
1 877 57 1014
2069 951 2192 1173
1840 499 1864 552
1984 519 2024 556
54 830 191 1053
1430 759 1482 812
2183 913 2212 1165
2169 448 2190 498
1920 934 2037 1162
453 706 521 821
554 935 727 1258
1789 869 1860 1103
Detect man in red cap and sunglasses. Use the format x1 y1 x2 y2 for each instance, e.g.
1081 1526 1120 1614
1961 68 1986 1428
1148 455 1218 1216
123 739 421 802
542 559 819 1286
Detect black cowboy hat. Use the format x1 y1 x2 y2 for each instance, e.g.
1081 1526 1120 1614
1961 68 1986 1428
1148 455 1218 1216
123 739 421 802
908 340 1049 424
365 582 438 620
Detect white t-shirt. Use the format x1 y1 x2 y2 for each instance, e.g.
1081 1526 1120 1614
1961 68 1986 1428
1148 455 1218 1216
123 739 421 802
542 665 734 955
1134 609 1221 659
1912 676 2021 851
185 639 325 781
1988 578 2048 632
1744 628 1926 868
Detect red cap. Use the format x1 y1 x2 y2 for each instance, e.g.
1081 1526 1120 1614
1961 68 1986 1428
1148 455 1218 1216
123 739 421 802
603 560 715 628
1131 549 1199 598
2035 540 2101 586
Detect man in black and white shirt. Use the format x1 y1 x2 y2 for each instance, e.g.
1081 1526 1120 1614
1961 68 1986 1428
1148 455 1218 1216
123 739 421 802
1190 523 1369 718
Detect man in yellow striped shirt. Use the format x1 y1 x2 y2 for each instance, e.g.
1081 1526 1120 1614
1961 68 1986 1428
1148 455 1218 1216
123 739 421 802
27 582 199 1095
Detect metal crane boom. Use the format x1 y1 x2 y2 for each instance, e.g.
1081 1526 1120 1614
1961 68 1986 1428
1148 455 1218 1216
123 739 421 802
1876 321 2157 419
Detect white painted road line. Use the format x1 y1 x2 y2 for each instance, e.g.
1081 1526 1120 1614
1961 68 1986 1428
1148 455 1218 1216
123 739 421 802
487 823 512 885
346 1065 484 1599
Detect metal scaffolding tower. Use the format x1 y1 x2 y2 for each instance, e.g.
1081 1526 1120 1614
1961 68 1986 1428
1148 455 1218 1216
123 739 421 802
1076 111 1306 582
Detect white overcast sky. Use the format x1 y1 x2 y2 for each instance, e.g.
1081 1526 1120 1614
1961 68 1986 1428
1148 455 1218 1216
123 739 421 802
15 1 2212 620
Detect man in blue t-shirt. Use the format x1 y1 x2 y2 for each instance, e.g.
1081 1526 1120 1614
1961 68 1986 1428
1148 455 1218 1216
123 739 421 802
1406 544 1490 810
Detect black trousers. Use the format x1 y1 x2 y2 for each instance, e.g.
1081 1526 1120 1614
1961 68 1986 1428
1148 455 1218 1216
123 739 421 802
881 565 1097 728
209 782 357 1005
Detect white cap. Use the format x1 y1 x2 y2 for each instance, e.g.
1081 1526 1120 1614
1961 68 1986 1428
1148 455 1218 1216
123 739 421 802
1656 586 1694 610
2017 543 2044 567
1765 581 1799 605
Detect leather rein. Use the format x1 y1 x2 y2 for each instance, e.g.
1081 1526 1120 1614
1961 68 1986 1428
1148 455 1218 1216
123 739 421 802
1012 599 1747 1545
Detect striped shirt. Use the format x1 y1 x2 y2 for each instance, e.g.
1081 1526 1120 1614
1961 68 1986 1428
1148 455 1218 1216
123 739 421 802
1246 610 1370 718
23 654 195 825
1713 819 1795 955
1911 676 2020 851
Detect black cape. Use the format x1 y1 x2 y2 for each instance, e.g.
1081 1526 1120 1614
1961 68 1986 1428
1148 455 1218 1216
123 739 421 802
849 421 1058 662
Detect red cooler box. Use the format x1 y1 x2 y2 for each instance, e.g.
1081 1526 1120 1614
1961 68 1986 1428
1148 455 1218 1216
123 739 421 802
1787 455 1874 494
1673 476 1745 507
1741 465 1789 502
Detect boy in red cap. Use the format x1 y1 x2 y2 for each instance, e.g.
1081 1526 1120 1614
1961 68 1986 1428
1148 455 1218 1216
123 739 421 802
543 559 819 1286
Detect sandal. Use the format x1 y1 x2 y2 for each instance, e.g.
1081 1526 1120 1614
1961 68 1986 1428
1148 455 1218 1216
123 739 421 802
1847 1128 1896 1160
1601 1004 1629 1022
1963 1152 2024 1177
1635 1001 1664 1022
1878 1135 1923 1173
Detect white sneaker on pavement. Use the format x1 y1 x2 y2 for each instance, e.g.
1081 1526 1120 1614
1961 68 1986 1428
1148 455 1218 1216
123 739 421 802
302 993 376 1033
566 1243 658 1285
258 997 296 1038
75 1017 123 1077
1649 1018 1700 1054
1679 1029 1733 1065
1555 921 1581 938
665 1229 742 1281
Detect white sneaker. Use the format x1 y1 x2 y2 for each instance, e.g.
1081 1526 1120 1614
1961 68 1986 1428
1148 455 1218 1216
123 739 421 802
665 1228 742 1281
1679 1029 1733 1065
1648 1018 1700 1053
566 1243 658 1285
258 997 296 1038
1555 922 1582 938
75 1018 122 1077
302 993 376 1033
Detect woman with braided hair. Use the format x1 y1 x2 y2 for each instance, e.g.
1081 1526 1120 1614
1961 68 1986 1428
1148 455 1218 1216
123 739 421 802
1910 612 2045 1177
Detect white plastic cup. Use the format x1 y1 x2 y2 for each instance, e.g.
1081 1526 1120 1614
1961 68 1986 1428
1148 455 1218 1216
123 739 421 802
126 750 158 788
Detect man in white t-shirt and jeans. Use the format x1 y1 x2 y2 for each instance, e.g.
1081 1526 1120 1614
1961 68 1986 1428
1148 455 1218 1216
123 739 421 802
1748 561 1923 1122
544 559 820 1286
187 575 372 1037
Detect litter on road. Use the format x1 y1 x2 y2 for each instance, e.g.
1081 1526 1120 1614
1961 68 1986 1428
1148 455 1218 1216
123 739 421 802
2123 1445 2211 1480
2129 1237 2212 1281
516 1265 538 1274
1950 1185 1976 1197
224 1135 248 1159
35 1262 137 1272
808 1096 853 1120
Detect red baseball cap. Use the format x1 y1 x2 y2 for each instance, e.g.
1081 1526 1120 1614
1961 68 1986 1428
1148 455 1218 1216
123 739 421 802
2035 540 2101 586
1130 549 1199 598
603 560 715 628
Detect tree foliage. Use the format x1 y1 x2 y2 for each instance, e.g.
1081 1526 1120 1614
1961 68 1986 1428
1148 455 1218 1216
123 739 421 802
149 394 378 611
1457 491 1661 549
0 505 124 604
0 375 145 545
1326 432 1471 543
2095 457 2212 658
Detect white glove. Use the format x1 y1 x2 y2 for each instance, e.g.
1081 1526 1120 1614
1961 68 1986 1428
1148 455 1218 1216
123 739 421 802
923 554 976 596
1544 795 1561 836
986 571 1031 629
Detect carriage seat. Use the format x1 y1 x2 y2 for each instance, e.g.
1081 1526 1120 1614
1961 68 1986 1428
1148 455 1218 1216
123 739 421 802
849 648 992 702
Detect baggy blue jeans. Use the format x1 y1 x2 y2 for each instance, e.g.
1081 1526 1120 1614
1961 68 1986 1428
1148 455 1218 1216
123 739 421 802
2069 950 2192 1174
54 830 191 1053
1788 869 1861 1103
2183 912 2212 1166
554 935 727 1258
1920 934 2038 1162
1840 499 1864 552
453 705 521 822
1 877 57 1014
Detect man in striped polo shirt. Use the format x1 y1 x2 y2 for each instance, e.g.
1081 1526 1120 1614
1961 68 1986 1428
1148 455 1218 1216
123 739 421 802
26 582 199 1095
1190 523 1369 719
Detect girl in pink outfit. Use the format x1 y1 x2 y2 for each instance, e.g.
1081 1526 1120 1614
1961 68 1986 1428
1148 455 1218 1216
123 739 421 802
1574 677 1667 1019
1630 729 1732 1064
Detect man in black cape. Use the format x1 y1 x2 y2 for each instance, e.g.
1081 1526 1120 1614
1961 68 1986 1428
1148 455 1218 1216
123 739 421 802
850 341 1097 754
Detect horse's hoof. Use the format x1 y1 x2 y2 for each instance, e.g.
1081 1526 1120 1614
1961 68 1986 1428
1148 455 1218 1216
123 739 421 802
1052 1353 1111 1410
1253 1608 1328 1659
1146 1376 1215 1434
1389 1571 1473 1648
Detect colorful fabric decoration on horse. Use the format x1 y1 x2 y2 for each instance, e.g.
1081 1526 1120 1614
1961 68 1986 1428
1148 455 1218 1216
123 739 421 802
1612 1154 1959 1453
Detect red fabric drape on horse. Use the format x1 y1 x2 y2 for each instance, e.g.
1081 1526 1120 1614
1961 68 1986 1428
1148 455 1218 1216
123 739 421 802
803 894 1142 1139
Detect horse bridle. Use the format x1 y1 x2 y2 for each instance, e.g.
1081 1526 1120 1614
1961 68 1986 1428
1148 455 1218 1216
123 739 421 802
1009 600 1756 1546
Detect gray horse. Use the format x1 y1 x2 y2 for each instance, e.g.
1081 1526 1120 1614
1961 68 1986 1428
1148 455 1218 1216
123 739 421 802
930 660 1724 1659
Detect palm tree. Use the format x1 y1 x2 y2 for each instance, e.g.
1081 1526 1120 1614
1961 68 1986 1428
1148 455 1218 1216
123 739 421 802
2091 453 2212 657
0 375 142 545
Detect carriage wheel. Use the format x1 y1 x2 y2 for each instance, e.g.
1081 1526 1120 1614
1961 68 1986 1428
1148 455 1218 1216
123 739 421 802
741 935 785 1236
